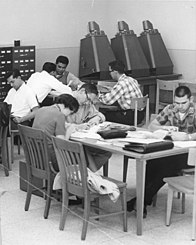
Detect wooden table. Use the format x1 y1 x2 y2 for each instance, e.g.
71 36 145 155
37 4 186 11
72 136 189 235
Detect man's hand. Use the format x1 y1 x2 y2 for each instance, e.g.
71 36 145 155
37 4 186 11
170 131 189 141
12 116 23 124
87 117 100 126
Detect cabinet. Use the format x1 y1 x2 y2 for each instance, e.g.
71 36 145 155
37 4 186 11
0 45 35 102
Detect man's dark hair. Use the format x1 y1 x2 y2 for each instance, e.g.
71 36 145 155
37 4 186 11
55 94 79 113
56 56 69 66
108 60 125 74
42 62 56 73
79 83 98 95
175 86 191 99
5 69 21 80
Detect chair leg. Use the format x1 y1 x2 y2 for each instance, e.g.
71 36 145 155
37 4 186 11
44 182 52 219
25 180 33 211
11 133 14 163
17 136 20 155
192 190 196 241
81 195 90 240
59 188 69 230
123 156 129 182
121 188 127 232
181 193 185 214
103 161 108 177
2 140 9 177
166 188 174 226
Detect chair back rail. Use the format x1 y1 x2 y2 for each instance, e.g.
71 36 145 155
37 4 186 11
52 137 88 197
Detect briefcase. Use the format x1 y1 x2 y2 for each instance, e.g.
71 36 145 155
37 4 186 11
123 140 174 153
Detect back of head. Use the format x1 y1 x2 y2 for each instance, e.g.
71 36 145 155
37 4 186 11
108 60 125 74
55 94 79 113
79 83 98 95
175 86 191 99
5 69 21 80
42 62 56 74
56 56 69 66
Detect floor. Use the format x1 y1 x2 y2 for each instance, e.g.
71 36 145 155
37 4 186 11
0 147 195 245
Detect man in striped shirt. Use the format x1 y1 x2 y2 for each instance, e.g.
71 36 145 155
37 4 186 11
99 60 144 125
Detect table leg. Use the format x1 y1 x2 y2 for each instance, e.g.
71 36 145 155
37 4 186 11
136 159 146 235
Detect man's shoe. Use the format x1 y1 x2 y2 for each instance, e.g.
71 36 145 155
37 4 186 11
127 197 147 218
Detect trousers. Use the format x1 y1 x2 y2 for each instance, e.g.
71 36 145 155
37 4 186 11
144 153 189 205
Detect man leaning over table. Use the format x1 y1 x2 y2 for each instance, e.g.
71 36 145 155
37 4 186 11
127 85 196 217
99 60 144 125
66 83 112 173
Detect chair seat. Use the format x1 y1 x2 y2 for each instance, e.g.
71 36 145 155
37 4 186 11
164 175 194 194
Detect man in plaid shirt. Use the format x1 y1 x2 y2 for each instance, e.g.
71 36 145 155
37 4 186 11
99 60 144 125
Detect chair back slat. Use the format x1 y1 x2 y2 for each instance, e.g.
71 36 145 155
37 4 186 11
18 125 52 180
52 137 88 195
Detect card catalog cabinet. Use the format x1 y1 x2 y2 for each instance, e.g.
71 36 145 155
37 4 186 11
0 45 35 102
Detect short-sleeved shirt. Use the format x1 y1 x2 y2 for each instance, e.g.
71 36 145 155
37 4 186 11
4 83 39 117
27 70 72 103
156 102 196 133
33 105 67 144
99 74 143 110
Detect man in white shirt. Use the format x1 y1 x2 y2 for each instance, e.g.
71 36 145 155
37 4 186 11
4 69 39 128
27 62 72 105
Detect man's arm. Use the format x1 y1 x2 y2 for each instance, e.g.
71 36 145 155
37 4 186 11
49 75 73 95
67 72 84 90
99 83 122 105
14 106 39 123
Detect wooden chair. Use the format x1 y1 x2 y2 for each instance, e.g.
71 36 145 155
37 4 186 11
18 125 57 219
163 147 196 240
123 96 150 183
52 137 127 240
0 125 9 176
155 79 179 114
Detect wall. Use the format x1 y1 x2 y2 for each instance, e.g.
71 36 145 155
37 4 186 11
0 0 109 74
105 0 196 80
0 0 195 79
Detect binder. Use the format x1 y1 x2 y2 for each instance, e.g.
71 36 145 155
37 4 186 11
123 140 174 153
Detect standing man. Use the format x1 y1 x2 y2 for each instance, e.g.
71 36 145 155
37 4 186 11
54 55 83 91
99 60 144 125
4 69 39 128
66 83 112 172
127 86 196 216
27 62 72 106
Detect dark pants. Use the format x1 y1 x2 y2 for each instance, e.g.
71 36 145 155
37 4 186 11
100 108 145 126
144 153 189 205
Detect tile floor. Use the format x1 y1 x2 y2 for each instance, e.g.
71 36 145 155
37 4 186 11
0 148 195 245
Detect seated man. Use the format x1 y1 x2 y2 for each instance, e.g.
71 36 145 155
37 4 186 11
54 55 84 91
127 86 196 217
4 69 39 129
27 62 72 106
32 94 79 172
66 83 112 172
99 60 144 125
